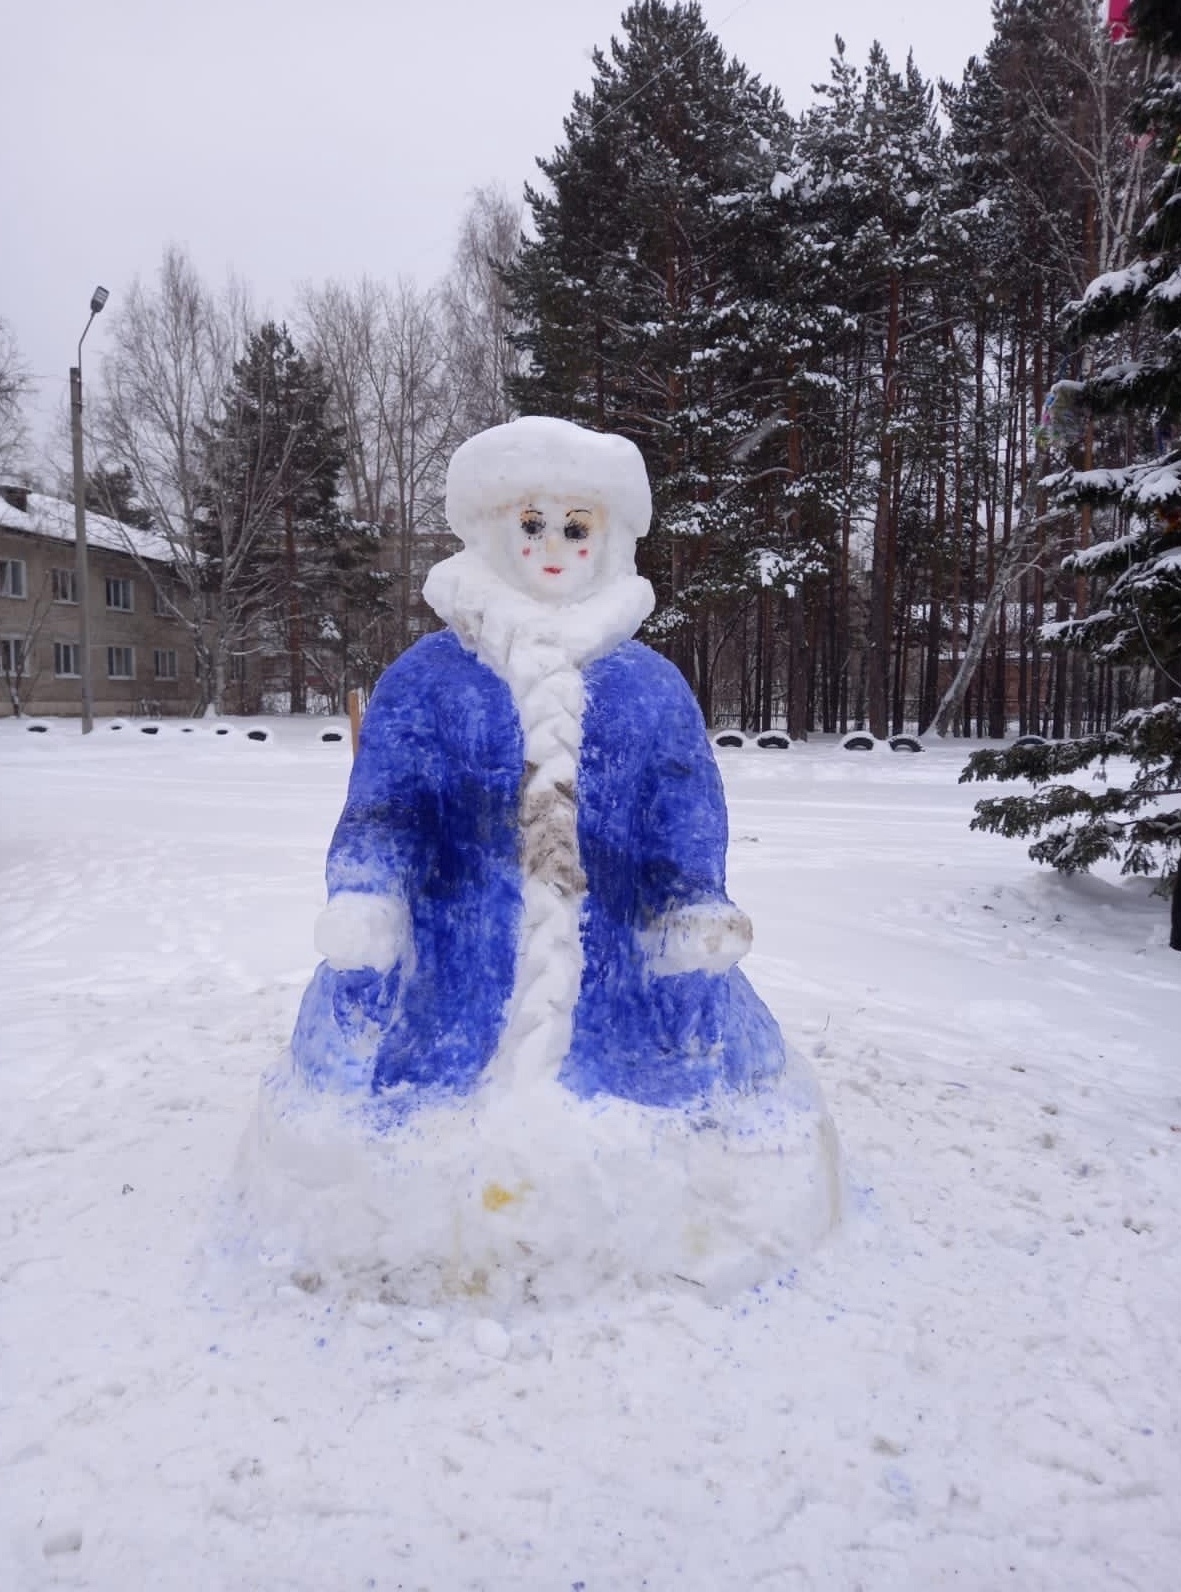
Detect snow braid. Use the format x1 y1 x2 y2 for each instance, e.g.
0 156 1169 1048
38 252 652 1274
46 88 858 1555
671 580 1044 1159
501 640 588 1088
421 549 655 1091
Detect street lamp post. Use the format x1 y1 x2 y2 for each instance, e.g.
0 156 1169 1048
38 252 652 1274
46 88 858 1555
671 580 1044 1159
70 285 109 734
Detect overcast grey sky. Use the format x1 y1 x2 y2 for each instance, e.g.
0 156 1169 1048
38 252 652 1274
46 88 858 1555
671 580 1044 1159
2 0 996 470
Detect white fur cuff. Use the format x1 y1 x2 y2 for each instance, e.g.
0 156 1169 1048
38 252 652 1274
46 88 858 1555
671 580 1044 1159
640 901 753 976
314 891 410 973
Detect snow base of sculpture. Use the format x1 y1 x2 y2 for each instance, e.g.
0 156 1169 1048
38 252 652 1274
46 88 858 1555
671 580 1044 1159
234 1049 842 1310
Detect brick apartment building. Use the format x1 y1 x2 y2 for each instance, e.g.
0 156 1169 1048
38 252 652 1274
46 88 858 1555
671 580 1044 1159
0 485 201 719
1 484 459 719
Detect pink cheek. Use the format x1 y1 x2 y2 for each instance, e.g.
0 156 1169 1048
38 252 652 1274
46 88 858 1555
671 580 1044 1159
578 549 589 558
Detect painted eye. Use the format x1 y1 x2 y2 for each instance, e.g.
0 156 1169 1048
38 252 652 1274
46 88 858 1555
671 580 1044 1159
520 512 545 538
564 518 590 542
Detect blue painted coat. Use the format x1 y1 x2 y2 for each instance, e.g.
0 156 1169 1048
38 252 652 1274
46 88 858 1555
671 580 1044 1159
291 631 786 1109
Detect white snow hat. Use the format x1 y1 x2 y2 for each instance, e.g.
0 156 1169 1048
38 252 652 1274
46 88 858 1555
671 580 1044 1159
445 416 652 548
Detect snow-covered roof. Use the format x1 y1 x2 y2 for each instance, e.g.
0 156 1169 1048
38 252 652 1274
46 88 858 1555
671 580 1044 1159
0 490 174 565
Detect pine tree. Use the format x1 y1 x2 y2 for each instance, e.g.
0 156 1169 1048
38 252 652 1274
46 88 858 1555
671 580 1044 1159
685 125 846 732
962 0 1181 951
931 1 1143 740
504 0 822 710
203 322 351 713
300 514 395 711
796 42 953 738
85 464 154 529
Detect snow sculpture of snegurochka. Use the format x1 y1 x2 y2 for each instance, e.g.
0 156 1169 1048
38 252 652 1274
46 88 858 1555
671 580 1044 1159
245 417 840 1306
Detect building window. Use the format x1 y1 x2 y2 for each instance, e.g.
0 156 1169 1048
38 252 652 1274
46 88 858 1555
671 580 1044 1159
154 648 178 680
153 584 176 617
229 653 246 682
107 645 135 679
52 567 78 603
54 641 81 677
105 576 133 611
1 636 26 676
1 558 27 599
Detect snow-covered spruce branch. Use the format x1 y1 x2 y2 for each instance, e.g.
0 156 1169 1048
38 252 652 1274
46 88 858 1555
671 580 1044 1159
960 734 1128 790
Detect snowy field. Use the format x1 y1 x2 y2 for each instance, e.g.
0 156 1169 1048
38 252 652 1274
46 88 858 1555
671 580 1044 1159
2 718 1178 1591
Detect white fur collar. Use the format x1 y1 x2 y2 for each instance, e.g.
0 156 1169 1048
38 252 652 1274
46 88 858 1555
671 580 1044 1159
422 549 655 680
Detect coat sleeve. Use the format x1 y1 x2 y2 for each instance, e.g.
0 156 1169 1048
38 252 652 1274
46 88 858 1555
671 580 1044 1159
634 656 731 914
324 641 446 902
632 654 752 975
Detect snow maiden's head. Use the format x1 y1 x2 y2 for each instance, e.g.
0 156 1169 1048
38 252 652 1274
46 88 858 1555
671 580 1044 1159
444 416 652 603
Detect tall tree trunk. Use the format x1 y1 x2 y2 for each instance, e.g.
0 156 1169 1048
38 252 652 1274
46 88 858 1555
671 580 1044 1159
752 592 764 736
892 568 913 735
1069 442 1094 737
787 591 809 739
399 509 411 657
1029 280 1047 734
826 576 840 734
964 313 988 736
1051 591 1069 739
1070 193 1100 736
921 505 945 732
931 441 1048 738
991 334 1020 737
696 611 712 728
785 389 808 739
867 271 901 739
285 495 306 714
948 367 965 733
760 590 774 731
740 602 751 731
838 333 866 737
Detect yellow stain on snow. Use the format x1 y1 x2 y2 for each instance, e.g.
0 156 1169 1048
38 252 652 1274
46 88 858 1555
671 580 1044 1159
481 1180 533 1212
685 1222 712 1258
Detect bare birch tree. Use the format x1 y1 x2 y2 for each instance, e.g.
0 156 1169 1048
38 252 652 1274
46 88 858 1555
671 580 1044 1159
442 184 524 436
91 248 241 710
300 276 457 654
93 248 333 712
297 276 395 524
0 318 32 476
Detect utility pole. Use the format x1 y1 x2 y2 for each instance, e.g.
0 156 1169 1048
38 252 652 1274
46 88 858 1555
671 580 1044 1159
70 285 109 733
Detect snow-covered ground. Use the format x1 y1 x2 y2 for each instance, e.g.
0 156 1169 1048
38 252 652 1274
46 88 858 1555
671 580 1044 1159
2 718 1177 1591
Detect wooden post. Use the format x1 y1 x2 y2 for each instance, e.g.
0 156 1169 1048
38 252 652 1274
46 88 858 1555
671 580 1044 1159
347 688 362 756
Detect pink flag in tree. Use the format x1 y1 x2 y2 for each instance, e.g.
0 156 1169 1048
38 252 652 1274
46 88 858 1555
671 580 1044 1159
1108 0 1134 41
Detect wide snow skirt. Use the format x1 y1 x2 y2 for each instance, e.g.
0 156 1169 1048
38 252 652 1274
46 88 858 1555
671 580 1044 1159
234 1045 842 1309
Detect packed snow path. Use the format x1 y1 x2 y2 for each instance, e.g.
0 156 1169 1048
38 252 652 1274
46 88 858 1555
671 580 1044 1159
1 721 1177 1590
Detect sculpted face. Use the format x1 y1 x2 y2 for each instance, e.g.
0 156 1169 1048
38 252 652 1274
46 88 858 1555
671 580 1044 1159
502 493 608 602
